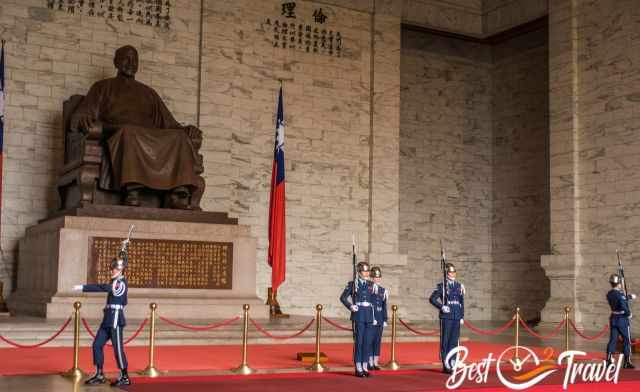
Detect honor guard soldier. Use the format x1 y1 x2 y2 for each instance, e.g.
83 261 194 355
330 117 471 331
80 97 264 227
369 266 388 370
429 263 465 373
340 261 375 377
73 255 131 386
606 273 636 369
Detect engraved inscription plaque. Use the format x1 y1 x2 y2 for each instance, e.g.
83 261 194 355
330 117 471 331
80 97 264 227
89 237 233 289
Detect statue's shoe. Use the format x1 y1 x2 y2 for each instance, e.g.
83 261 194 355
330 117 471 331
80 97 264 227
124 190 141 206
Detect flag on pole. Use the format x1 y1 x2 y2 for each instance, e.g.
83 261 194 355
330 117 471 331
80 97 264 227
268 86 286 292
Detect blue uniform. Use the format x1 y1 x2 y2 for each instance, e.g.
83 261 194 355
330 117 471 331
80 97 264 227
83 276 129 370
340 278 375 368
429 279 464 370
370 284 388 362
606 288 633 359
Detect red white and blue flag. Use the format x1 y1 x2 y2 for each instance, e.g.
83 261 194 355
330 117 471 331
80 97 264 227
268 86 286 292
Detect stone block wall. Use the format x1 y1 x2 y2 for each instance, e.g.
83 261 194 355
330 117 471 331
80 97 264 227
400 23 550 321
400 29 494 320
491 26 550 321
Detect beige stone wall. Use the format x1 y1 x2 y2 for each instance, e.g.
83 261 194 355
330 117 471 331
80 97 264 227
542 0 640 333
491 26 550 321
400 30 493 320
199 0 376 317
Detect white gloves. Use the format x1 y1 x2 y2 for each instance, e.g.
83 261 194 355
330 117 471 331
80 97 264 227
383 321 388 327
460 319 464 325
72 284 83 292
628 293 637 300
373 319 378 326
350 305 359 312
441 305 450 313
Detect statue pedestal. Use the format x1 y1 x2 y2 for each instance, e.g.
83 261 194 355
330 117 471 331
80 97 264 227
8 212 268 319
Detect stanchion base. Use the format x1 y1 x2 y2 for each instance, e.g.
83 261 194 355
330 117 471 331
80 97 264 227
62 367 85 380
232 363 254 375
307 361 328 372
384 360 401 371
139 366 163 377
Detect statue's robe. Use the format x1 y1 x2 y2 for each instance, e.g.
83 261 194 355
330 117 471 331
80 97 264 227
71 77 202 192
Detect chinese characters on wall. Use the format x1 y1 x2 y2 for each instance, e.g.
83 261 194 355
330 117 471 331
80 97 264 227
46 0 173 29
90 237 233 289
263 2 343 57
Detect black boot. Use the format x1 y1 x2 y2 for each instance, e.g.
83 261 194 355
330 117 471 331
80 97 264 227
110 369 131 386
623 358 635 369
84 369 106 385
606 352 613 364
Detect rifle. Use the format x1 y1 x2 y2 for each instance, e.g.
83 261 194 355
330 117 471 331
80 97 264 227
119 224 135 261
617 249 630 298
440 240 446 305
352 234 357 304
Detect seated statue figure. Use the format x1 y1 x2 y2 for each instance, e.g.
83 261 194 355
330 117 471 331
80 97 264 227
70 45 204 209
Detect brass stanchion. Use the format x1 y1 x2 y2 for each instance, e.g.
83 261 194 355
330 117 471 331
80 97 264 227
384 304 400 370
514 306 520 361
564 306 571 354
139 303 162 377
232 304 254 375
63 302 85 380
308 304 327 372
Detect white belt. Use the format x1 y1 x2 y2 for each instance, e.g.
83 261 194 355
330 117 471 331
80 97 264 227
356 302 371 307
106 304 124 310
612 311 625 315
447 301 460 305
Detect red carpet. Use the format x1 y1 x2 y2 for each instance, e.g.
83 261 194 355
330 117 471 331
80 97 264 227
0 341 603 376
122 369 640 392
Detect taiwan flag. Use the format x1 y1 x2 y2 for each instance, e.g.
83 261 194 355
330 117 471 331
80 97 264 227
268 86 286 292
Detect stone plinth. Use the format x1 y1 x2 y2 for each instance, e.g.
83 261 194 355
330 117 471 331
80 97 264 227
8 215 268 319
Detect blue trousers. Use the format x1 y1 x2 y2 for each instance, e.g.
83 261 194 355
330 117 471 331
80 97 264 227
440 319 461 369
607 319 631 358
352 321 373 365
371 325 384 357
93 326 128 370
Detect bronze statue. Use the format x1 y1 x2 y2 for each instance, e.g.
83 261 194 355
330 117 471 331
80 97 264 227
70 45 204 209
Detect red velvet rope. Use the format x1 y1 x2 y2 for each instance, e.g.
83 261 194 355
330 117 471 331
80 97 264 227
463 317 516 335
568 319 609 340
398 318 440 336
82 318 149 345
158 316 240 331
249 317 315 340
0 317 72 348
518 318 566 340
322 317 353 331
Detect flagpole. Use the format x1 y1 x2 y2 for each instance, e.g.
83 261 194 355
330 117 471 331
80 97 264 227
0 39 9 314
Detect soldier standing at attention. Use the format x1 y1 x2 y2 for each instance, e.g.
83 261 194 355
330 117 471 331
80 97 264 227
369 266 388 371
73 256 131 386
606 273 636 369
340 261 375 377
429 263 465 374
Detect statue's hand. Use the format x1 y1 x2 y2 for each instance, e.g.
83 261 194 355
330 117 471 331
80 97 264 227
71 113 95 134
183 125 202 140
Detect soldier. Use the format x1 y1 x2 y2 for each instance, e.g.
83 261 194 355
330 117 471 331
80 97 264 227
606 273 636 369
340 261 375 377
429 263 465 374
369 266 388 371
73 255 131 386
